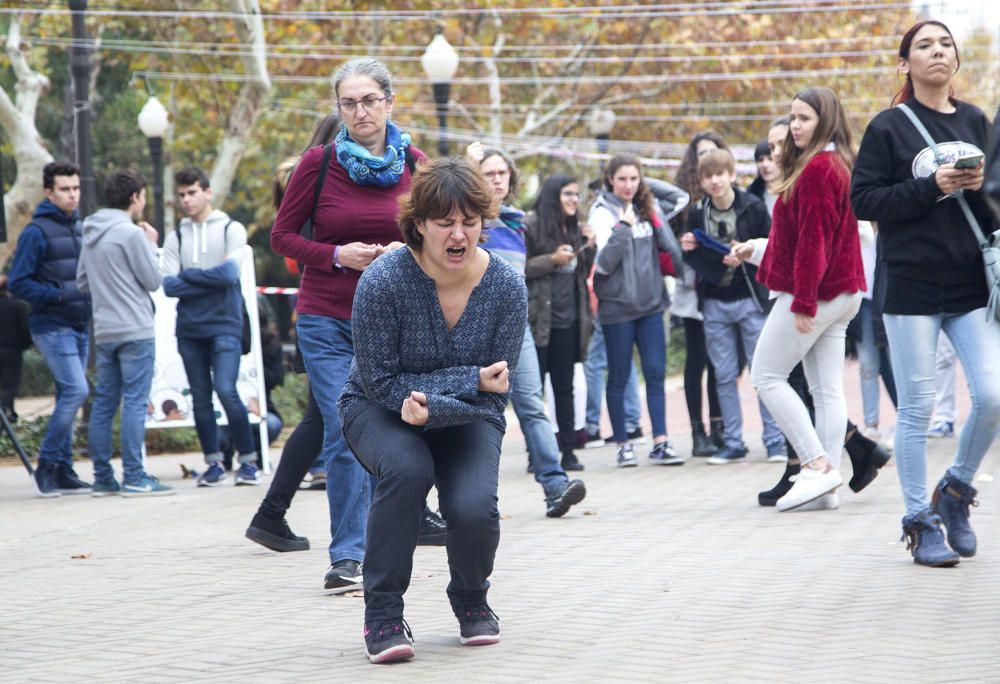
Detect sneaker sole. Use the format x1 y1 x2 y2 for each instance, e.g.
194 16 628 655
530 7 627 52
767 455 789 463
706 457 747 466
777 480 841 512
546 480 587 518
617 460 638 468
460 634 501 646
197 479 228 487
58 488 92 495
121 489 176 498
91 490 120 497
650 457 685 466
246 526 310 552
368 644 414 663
235 478 263 486
327 582 363 595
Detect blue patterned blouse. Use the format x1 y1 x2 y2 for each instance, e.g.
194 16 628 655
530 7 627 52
338 247 528 430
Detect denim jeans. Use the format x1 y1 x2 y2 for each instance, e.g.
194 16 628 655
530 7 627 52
177 334 256 464
297 313 373 564
583 323 641 433
343 399 503 623
932 334 957 423
883 310 1000 516
602 313 668 444
511 326 569 499
32 326 89 467
88 339 156 484
751 292 861 468
703 298 783 451
857 299 897 426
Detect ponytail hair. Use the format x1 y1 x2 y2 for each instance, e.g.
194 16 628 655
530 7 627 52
891 20 960 107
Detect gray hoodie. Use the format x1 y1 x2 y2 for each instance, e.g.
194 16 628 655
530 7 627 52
77 208 162 344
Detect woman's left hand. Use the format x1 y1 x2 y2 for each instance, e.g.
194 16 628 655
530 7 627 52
794 313 815 335
379 241 405 254
402 391 429 426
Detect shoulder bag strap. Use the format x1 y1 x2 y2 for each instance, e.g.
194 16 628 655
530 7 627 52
301 142 334 242
897 103 988 246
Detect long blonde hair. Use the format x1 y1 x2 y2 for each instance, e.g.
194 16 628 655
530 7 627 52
776 88 856 200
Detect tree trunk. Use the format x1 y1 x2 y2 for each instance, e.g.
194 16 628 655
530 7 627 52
0 17 54 268
207 0 271 211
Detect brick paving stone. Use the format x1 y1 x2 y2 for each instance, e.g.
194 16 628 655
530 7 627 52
1 378 998 682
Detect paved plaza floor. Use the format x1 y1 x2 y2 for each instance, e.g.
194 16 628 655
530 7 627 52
2 416 998 682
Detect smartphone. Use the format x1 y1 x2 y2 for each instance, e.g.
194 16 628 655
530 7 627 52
574 243 593 256
953 152 984 169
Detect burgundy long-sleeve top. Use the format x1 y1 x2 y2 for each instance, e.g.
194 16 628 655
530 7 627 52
270 142 425 320
756 151 866 317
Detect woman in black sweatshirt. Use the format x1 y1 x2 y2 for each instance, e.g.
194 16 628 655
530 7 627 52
851 20 1000 568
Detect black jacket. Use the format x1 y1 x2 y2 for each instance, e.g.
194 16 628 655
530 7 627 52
684 188 772 312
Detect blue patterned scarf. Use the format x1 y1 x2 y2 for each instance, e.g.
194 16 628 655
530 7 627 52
335 121 411 188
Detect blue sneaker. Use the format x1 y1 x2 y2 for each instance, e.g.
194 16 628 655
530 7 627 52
927 421 955 438
91 478 122 497
235 462 263 486
32 464 61 498
197 462 228 487
706 445 748 465
122 475 175 498
649 440 684 466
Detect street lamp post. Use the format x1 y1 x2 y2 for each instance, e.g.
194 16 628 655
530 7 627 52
587 107 616 156
68 0 96 216
421 33 460 157
138 95 169 245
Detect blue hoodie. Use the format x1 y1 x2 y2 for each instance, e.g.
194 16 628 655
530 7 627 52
8 199 91 333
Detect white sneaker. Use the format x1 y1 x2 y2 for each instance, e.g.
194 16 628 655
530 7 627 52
861 425 883 440
776 465 842 512
792 492 839 511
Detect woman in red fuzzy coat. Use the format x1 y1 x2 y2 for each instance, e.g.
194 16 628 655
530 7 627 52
743 87 866 512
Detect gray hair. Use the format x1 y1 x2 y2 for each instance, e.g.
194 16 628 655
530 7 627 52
332 58 393 99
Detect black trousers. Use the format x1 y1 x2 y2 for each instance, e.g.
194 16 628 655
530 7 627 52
342 399 503 624
257 385 324 520
682 318 721 425
0 349 23 421
536 322 579 453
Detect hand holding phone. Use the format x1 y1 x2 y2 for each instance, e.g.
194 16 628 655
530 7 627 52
954 152 984 169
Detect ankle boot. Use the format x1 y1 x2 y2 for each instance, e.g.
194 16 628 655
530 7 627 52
691 421 718 457
901 509 960 567
845 428 891 493
758 461 801 506
932 474 978 557
561 451 585 472
709 418 725 450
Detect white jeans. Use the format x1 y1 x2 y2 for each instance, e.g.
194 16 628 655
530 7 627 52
750 292 862 467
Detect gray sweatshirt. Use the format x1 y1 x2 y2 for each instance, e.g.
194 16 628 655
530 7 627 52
77 208 162 344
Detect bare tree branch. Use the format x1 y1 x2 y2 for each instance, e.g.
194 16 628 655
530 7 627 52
209 0 271 210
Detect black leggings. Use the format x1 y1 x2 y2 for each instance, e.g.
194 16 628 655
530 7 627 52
682 317 721 425
536 322 579 453
257 385 324 520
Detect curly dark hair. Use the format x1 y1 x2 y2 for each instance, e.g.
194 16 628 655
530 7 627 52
672 131 730 230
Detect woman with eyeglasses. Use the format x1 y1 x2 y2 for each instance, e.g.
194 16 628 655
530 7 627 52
524 175 595 471
338 157 527 663
270 58 426 594
852 20 1000 567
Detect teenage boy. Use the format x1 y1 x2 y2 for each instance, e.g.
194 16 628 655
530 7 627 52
161 167 261 487
681 148 786 464
8 161 92 497
77 169 174 497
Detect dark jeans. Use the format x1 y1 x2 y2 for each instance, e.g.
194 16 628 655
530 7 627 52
258 386 324 520
0 348 22 421
177 334 255 463
682 317 721 425
343 399 503 624
603 313 668 443
536 321 579 454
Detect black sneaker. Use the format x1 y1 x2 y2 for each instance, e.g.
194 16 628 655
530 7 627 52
364 618 414 664
561 451 585 471
456 603 500 646
33 464 61 498
324 559 363 593
626 428 647 445
584 429 606 449
545 479 586 518
54 464 91 495
417 508 447 546
649 440 684 466
246 513 310 552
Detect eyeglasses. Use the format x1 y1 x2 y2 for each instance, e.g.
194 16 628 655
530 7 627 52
338 94 389 114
